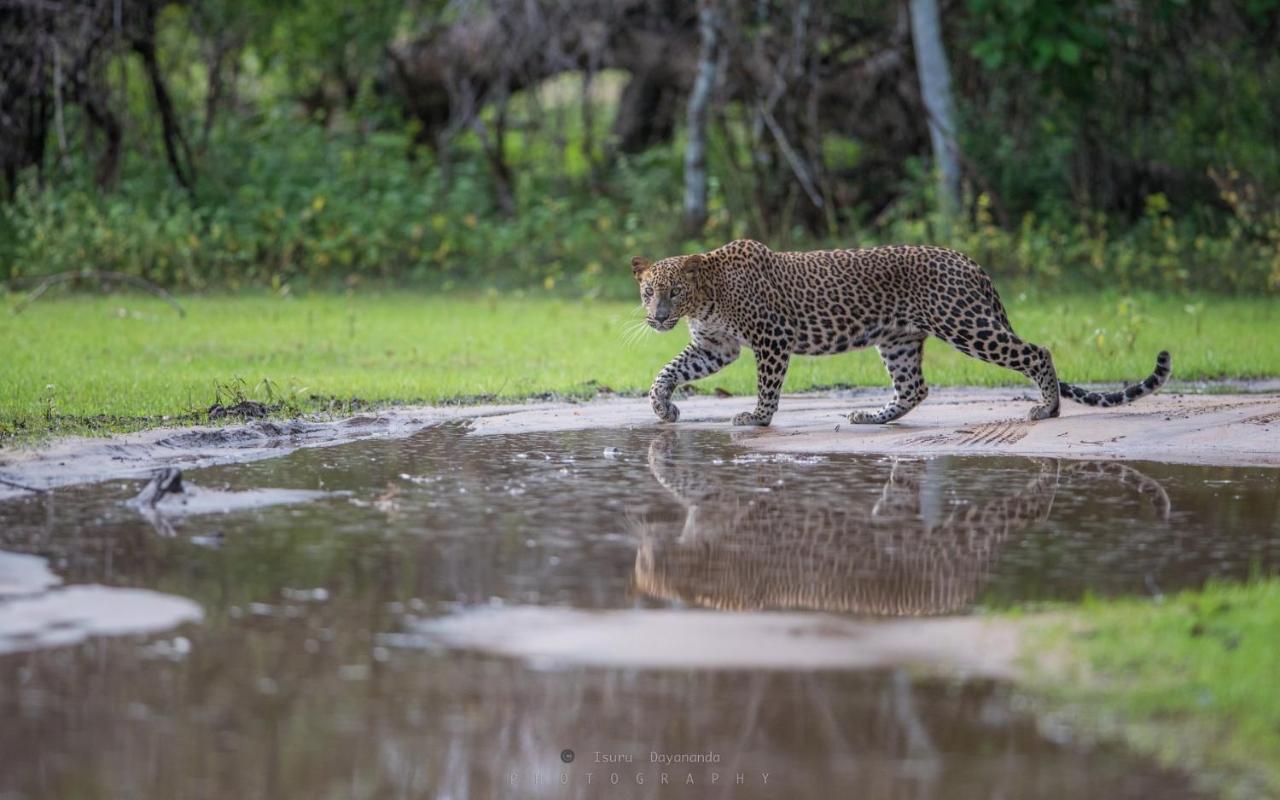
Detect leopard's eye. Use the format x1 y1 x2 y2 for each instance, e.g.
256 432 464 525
642 286 653 299
671 287 684 300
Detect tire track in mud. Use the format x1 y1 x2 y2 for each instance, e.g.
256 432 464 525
956 420 1030 447
899 419 1029 449
1160 398 1274 421
1241 410 1280 427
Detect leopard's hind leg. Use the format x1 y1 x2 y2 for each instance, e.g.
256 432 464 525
921 262 1063 421
935 322 1060 421
850 332 929 424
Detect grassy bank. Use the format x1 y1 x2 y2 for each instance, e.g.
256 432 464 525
1027 580 1280 799
1 290 1277 443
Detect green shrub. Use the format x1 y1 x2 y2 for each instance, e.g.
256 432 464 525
3 113 1277 297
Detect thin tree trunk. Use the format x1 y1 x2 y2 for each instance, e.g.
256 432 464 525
201 37 233 149
134 35 195 193
580 64 600 181
83 95 121 190
682 0 721 233
51 42 68 161
475 91 516 217
909 0 961 215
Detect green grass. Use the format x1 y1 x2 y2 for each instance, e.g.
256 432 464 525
1 290 1277 443
1027 580 1280 799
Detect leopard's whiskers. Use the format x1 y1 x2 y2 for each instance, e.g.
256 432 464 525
619 309 653 347
621 322 652 346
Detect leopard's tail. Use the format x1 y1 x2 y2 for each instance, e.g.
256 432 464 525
1059 351 1171 407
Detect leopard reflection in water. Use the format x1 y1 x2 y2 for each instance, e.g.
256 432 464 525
632 432 1171 616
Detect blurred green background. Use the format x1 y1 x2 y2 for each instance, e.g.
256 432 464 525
3 0 1278 296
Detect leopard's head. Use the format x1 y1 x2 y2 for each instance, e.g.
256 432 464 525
631 253 707 332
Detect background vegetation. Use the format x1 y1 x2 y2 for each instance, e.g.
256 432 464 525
3 0 1279 297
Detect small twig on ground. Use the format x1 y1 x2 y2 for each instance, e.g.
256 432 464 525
9 270 186 317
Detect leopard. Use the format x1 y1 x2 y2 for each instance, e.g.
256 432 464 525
632 239 1172 426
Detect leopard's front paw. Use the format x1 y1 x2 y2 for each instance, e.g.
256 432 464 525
652 396 681 423
732 410 772 427
849 409 882 424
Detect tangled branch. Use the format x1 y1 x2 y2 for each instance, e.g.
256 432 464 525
8 270 187 317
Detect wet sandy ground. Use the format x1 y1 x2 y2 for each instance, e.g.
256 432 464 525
3 386 1278 502
464 387 1280 467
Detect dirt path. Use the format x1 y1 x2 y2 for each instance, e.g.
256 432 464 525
466 387 1280 468
0 410 479 500
775 389 1280 465
2 387 1277 500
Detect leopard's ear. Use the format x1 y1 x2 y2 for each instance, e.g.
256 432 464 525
631 256 651 280
683 253 705 272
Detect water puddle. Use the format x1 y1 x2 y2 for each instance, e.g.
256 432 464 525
3 424 1277 798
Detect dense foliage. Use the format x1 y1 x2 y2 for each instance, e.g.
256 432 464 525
2 0 1278 295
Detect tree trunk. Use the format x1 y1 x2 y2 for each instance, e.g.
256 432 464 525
83 95 122 190
201 37 234 149
909 0 961 215
611 68 680 155
134 33 195 193
475 91 516 218
682 0 721 234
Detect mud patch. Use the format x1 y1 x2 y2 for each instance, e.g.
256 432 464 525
206 399 270 420
156 419 327 449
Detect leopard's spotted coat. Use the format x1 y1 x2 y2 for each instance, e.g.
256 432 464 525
632 239 1171 426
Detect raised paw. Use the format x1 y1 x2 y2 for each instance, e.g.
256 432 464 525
652 397 681 423
1027 403 1061 421
732 410 772 427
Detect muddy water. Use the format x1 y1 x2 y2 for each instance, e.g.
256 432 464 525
2 424 1278 799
